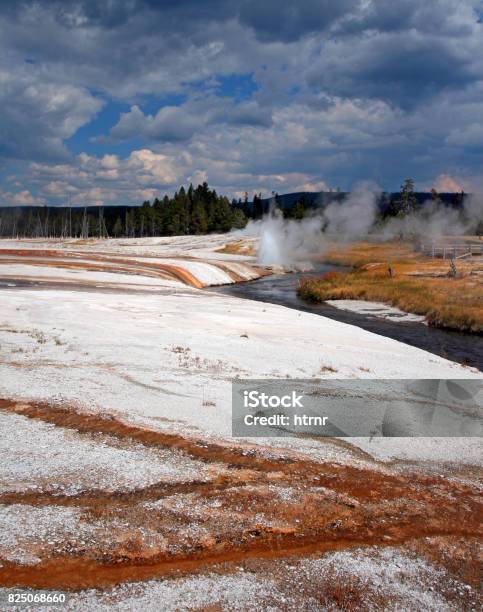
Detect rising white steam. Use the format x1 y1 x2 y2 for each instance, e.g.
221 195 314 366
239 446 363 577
322 183 379 239
250 183 379 266
256 209 324 268
381 194 483 240
245 186 482 268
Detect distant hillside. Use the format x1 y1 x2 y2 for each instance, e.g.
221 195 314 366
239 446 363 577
0 186 470 238
250 191 465 211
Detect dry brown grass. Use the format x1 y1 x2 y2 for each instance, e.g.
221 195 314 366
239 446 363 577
323 240 420 268
300 240 483 333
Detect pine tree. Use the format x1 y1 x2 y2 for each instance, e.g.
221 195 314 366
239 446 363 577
190 199 208 234
253 193 264 219
176 186 190 234
397 178 417 216
231 207 247 229
209 196 232 232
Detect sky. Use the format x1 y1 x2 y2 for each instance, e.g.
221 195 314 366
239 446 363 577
0 0 482 207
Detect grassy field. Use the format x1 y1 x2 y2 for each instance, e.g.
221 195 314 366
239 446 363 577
299 240 483 333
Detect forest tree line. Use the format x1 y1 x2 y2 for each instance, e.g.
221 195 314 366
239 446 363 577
0 183 247 239
0 179 479 238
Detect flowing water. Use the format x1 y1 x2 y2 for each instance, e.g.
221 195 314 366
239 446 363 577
213 264 483 371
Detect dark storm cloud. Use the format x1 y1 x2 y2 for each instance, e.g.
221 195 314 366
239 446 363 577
307 34 477 108
237 0 359 41
0 0 482 203
6 0 476 42
3 0 359 39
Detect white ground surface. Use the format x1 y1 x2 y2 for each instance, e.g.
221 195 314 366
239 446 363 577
0 235 481 610
0 264 183 289
0 411 217 495
71 548 451 611
0 234 257 265
0 546 472 611
0 234 481 465
326 299 427 323
0 235 260 286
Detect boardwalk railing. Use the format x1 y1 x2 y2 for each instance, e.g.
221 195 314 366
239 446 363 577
419 243 482 259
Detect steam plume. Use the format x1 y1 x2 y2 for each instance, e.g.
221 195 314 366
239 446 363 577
244 187 482 267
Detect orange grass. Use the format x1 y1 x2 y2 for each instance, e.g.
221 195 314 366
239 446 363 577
300 241 483 333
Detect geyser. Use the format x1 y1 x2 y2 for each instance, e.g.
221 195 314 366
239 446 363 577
248 184 482 268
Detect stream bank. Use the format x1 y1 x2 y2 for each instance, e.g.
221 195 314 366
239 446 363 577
212 264 483 371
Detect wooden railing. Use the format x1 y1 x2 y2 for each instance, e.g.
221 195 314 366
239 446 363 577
419 243 482 259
